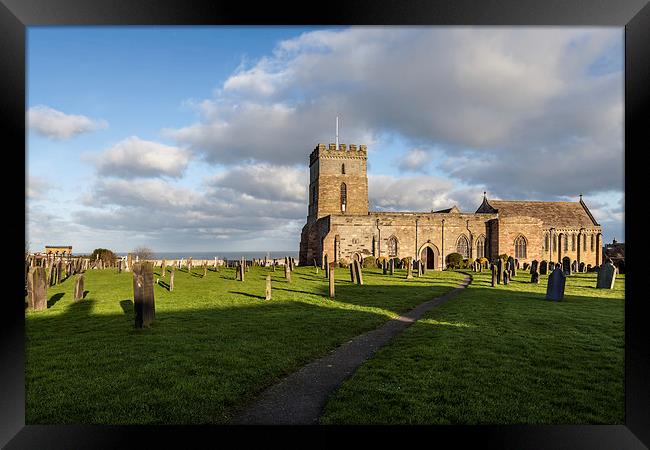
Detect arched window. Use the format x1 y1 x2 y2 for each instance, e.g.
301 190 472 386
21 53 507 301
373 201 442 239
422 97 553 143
563 234 568 251
584 234 587 251
476 236 485 259
515 236 527 259
340 183 347 212
388 236 398 257
553 234 557 251
572 234 576 251
341 163 345 174
591 234 594 251
544 233 549 251
456 235 469 258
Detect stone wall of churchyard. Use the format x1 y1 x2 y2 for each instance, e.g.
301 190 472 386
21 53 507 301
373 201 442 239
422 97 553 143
538 227 602 266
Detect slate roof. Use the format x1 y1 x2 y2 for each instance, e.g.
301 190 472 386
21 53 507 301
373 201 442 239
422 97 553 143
475 198 599 227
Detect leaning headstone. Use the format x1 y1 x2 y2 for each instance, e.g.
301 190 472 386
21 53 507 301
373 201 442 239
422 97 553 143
328 266 335 298
355 260 364 285
349 263 356 283
539 260 547 275
596 260 617 289
27 267 47 311
74 274 84 302
265 275 272 300
133 262 155 328
531 270 539 284
382 260 387 275
491 264 497 287
545 266 566 301
169 268 175 291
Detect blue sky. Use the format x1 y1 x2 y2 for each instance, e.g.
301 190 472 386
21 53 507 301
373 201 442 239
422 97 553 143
26 26 624 253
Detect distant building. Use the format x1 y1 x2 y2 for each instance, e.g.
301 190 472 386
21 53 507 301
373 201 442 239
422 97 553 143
604 239 625 269
299 142 603 269
44 245 72 256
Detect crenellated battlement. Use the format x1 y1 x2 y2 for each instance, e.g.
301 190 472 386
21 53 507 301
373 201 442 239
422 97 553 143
310 143 367 165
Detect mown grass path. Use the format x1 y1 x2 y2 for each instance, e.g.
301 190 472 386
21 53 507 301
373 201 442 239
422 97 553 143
25 265 465 424
321 270 625 424
231 273 472 424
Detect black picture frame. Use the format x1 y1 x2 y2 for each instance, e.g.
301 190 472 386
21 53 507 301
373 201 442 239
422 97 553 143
3 0 648 447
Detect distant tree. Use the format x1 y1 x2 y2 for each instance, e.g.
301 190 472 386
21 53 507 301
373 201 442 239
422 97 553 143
90 248 117 265
132 246 154 261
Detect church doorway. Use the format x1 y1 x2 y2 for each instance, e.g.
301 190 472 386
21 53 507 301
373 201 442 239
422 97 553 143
419 244 439 270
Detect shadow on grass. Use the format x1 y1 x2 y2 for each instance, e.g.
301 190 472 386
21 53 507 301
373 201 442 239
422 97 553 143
47 293 65 308
83 290 90 299
229 291 265 300
120 299 134 315
158 280 171 291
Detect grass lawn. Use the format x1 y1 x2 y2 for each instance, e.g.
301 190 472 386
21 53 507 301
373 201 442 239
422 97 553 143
25 265 466 424
321 270 625 424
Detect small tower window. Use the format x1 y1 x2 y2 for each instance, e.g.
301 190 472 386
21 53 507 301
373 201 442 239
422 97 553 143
341 163 345 174
340 183 347 212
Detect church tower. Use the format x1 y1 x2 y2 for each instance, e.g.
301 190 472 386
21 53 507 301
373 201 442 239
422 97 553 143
307 142 369 223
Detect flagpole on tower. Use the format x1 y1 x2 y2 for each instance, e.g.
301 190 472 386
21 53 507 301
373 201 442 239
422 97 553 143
336 115 339 150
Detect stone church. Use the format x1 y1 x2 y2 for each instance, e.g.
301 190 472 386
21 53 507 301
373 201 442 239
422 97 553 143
299 142 603 270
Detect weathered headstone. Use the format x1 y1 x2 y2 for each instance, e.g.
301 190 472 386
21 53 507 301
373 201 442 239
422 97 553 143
539 260 547 275
496 259 503 284
596 260 617 289
284 263 291 282
531 270 539 284
406 258 413 279
328 266 335 298
382 259 387 275
510 260 517 277
579 262 586 273
418 260 424 277
530 260 539 274
133 262 155 328
491 264 497 287
265 275 272 300
349 263 356 283
169 268 175 291
515 259 520 270
27 267 47 311
545 266 566 301
74 274 84 301
571 260 578 273
503 270 509 285
56 260 63 284
355 260 364 285
240 263 246 282
562 257 572 276
389 259 394 276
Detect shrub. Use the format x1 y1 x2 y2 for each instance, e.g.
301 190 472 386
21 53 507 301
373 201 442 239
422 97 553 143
338 258 349 268
498 254 509 262
400 257 411 268
445 252 463 269
90 248 117 265
376 256 388 268
478 257 489 266
362 256 376 268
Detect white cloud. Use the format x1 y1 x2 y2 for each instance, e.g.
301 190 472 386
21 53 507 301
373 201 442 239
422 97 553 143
27 105 107 140
91 136 190 179
397 148 430 173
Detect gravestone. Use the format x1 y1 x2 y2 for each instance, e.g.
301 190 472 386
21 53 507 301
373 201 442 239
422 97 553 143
531 270 539 284
419 260 424 276
530 260 539 274
56 260 63 284
118 260 122 274
328 266 335 298
503 270 509 285
127 253 133 272
545 266 566 301
284 263 291 282
515 259 520 270
579 262 586 273
161 260 166 277
510 260 517 277
324 255 329 279
539 261 547 275
133 262 155 328
203 264 207 277
562 257 571 275
406 258 413 279
265 275 272 300
241 263 246 282
523 262 529 271
389 259 394 276
496 259 503 284
382 260 387 275
596 260 617 289
169 268 175 291
491 264 497 287
587 264 592 272
74 274 84 302
47 263 54 286
571 260 578 273
355 260 363 285
27 267 47 311
349 263 356 283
